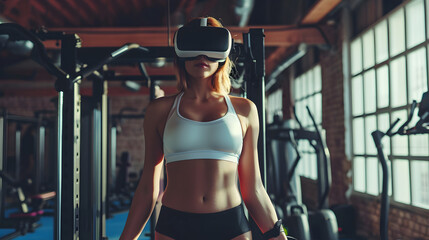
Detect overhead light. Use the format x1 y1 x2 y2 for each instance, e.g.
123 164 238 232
150 57 167 68
122 80 141 91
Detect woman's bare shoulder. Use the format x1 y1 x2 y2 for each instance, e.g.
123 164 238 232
229 95 257 117
145 94 179 119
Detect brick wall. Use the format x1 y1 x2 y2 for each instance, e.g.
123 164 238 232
109 95 149 177
319 47 351 207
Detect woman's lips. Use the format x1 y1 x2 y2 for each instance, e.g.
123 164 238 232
195 62 209 68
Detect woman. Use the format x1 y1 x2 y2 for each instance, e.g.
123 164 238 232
120 17 287 240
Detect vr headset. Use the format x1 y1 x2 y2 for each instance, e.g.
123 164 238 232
174 18 232 62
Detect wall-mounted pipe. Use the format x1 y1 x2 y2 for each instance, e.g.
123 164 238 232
265 43 307 92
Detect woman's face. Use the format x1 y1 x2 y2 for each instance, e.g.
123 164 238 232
184 55 219 80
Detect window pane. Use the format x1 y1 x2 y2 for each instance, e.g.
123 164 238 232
393 159 411 204
306 68 314 94
364 70 376 113
427 0 429 39
354 156 366 192
267 90 283 124
377 65 389 109
375 20 388 64
363 30 375 69
367 157 379 195
365 115 377 155
409 106 429 156
308 96 316 120
302 74 309 97
411 160 429 209
303 153 310 178
377 113 391 156
295 101 303 124
298 76 304 100
351 38 363 75
310 153 317 180
353 117 365 155
352 75 364 116
406 0 425 49
407 47 428 104
389 8 406 57
294 76 301 100
314 93 322 124
391 110 409 155
314 65 322 92
410 135 429 156
301 98 309 127
390 57 407 108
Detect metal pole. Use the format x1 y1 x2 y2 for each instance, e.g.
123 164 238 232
15 125 21 180
56 91 63 240
59 33 81 240
0 113 5 222
243 29 266 240
36 124 45 195
244 29 266 186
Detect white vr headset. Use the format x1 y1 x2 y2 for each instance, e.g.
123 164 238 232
174 18 232 62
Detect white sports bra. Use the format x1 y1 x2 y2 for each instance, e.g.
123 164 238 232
163 92 243 164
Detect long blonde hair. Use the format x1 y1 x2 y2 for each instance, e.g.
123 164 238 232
175 17 232 95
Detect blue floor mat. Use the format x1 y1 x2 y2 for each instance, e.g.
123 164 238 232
106 211 151 240
0 210 150 240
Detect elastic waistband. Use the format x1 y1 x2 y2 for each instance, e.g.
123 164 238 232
160 202 245 217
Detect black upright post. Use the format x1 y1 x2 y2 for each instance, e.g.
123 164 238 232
244 29 266 186
35 122 45 194
80 77 108 240
243 29 266 240
0 111 6 222
59 33 81 240
93 78 108 240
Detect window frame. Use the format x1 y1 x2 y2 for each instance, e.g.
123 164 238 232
349 0 429 211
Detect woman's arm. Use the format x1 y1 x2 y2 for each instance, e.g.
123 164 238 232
238 99 287 240
119 101 165 240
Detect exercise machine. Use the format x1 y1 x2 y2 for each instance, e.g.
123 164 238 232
267 107 339 240
0 111 56 239
372 91 429 240
0 170 55 240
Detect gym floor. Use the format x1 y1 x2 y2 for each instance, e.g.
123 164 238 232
0 210 151 239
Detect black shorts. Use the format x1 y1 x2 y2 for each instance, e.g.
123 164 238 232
155 203 251 240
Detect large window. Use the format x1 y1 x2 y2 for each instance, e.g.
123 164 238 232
266 89 283 124
293 65 323 180
350 0 429 210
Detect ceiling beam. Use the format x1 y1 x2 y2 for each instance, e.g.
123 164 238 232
43 25 327 48
108 65 176 76
63 0 96 26
30 0 66 27
41 0 81 26
301 0 343 24
2 0 22 16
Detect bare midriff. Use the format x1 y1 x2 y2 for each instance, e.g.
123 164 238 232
161 159 242 213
